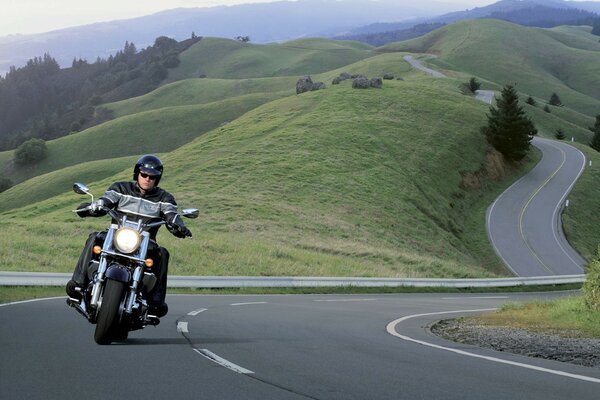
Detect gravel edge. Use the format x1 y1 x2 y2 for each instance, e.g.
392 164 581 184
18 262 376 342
431 318 600 368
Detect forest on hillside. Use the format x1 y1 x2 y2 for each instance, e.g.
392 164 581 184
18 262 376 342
0 35 202 151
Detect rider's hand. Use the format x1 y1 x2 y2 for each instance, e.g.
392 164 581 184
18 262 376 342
168 214 192 238
76 202 92 218
180 225 192 238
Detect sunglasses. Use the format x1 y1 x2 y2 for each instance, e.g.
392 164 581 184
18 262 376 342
139 172 158 181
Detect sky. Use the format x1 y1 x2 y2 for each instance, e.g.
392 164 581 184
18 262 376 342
0 0 505 37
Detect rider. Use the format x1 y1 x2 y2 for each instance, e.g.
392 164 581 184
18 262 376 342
65 154 192 317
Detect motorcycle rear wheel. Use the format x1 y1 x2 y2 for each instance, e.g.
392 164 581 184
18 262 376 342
94 279 126 345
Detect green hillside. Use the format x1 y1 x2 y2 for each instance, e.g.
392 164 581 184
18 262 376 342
0 157 137 213
0 67 514 278
2 21 600 281
105 77 296 118
381 19 600 118
167 37 375 81
0 91 287 185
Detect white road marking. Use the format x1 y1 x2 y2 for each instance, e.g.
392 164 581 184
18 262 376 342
0 296 65 307
386 309 600 384
194 349 254 374
177 321 189 333
230 301 268 306
314 298 377 302
442 296 509 300
187 308 207 316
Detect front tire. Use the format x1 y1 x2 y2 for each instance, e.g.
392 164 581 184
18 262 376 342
94 279 126 345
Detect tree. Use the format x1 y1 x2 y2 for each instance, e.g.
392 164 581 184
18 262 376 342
481 84 537 162
592 18 600 36
460 77 481 94
543 105 551 113
549 92 563 107
525 96 536 106
555 128 566 140
589 114 600 152
14 138 48 165
0 177 12 193
235 35 250 42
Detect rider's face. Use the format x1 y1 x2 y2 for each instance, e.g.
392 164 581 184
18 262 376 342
137 172 157 192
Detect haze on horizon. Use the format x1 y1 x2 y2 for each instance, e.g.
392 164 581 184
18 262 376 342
1 0 507 38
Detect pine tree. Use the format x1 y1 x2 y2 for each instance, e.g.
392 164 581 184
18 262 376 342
555 128 566 140
589 115 600 152
549 92 563 107
525 96 536 106
481 85 537 162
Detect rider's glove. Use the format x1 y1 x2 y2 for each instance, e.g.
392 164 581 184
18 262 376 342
167 214 192 238
76 202 92 218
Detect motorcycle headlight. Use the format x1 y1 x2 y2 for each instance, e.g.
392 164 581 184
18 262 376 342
113 228 141 254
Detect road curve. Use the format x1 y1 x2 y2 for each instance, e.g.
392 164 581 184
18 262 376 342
403 54 587 276
1 293 599 400
487 137 587 276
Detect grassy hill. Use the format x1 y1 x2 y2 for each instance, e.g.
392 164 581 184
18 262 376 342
2 22 600 281
0 91 288 185
166 37 375 81
0 58 517 278
380 19 600 118
0 157 137 214
104 77 297 118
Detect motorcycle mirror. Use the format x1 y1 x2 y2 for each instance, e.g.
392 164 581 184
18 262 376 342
73 183 91 195
181 208 199 219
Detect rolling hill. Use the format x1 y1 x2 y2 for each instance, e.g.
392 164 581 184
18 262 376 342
2 20 600 280
166 37 375 81
380 19 600 118
0 51 514 278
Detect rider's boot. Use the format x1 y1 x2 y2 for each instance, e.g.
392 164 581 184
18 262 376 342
65 279 83 299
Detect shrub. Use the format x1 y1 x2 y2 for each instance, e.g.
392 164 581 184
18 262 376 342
14 138 48 166
583 246 600 311
70 121 82 132
460 77 481 94
555 128 566 140
525 96 536 106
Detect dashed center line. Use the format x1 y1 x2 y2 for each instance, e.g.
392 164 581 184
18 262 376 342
230 301 268 306
442 296 509 300
314 298 377 302
187 308 207 316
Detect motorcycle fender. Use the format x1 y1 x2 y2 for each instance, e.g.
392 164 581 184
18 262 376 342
105 265 131 283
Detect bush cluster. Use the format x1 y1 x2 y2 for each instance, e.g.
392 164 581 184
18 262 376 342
583 246 600 311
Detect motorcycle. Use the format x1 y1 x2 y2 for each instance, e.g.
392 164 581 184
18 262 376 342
67 182 198 345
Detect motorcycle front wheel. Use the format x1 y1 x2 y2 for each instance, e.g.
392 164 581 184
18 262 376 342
94 279 126 345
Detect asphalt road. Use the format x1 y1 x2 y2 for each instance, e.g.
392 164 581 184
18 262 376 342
487 137 587 276
1 293 599 399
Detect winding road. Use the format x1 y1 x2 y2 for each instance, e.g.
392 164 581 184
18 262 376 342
487 137 587 276
405 54 587 277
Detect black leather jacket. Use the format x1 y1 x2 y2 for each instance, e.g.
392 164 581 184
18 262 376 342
79 181 183 240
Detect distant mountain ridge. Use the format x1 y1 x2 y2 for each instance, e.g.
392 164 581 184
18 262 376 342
337 0 600 45
0 0 459 75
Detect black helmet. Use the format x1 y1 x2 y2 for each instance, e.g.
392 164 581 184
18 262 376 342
133 154 163 185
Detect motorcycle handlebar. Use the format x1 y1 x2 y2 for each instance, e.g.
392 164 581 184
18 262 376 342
73 205 167 230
